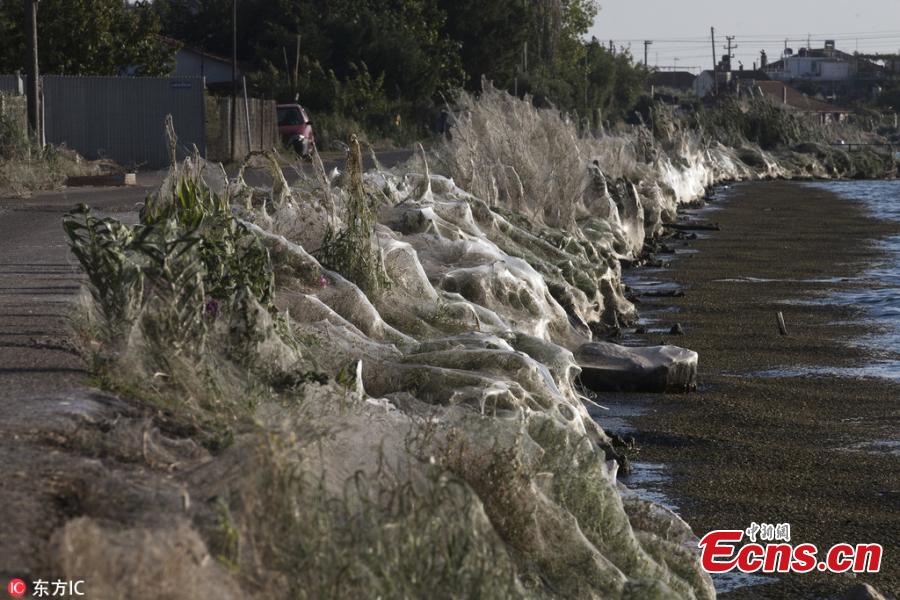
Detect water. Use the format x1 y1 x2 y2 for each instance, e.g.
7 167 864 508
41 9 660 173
618 462 679 511
718 181 900 379
805 181 900 375
604 181 900 595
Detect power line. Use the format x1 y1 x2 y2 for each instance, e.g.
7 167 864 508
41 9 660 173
603 30 900 43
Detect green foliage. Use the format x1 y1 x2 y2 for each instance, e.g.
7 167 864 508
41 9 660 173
314 137 390 297
63 205 144 343
142 176 230 229
63 168 283 428
0 110 28 160
143 175 275 306
153 0 643 135
0 110 101 195
0 0 173 75
131 220 208 360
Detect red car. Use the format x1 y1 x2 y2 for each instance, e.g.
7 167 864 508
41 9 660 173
277 103 315 157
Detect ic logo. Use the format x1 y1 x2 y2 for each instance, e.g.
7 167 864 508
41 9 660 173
7 579 26 598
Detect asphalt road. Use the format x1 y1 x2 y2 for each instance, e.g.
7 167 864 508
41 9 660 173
0 184 153 401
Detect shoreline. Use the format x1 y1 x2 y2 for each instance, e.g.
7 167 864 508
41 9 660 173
608 180 899 598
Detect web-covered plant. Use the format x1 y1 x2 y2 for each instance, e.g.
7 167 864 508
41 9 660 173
314 135 390 297
63 161 286 431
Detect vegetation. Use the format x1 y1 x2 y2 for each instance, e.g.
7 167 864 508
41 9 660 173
62 156 529 598
0 0 172 76
0 0 648 143
0 103 102 195
314 136 390 297
150 0 646 140
62 146 716 598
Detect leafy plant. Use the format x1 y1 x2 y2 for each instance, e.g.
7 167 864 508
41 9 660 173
143 174 275 308
63 204 143 344
131 219 208 361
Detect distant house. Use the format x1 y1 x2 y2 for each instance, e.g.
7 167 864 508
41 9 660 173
158 37 243 90
693 70 731 98
650 71 696 92
749 80 850 122
765 41 884 83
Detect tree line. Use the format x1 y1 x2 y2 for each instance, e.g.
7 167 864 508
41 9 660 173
0 0 648 139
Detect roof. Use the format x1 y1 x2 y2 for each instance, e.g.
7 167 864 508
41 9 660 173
753 81 849 113
766 48 884 76
650 71 696 89
157 36 238 68
731 69 769 81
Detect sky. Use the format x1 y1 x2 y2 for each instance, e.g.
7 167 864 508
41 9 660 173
588 0 900 72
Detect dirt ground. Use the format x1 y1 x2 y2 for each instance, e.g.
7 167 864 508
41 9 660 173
615 181 900 599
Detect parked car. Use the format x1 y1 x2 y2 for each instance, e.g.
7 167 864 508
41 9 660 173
277 104 315 157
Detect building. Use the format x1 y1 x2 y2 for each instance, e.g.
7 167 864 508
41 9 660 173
749 80 850 122
158 37 243 90
649 71 696 92
764 41 883 83
693 70 731 98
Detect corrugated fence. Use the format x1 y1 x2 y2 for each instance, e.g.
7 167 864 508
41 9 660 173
43 76 205 168
0 74 23 95
0 75 278 168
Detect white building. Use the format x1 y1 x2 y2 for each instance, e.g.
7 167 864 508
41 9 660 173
765 42 856 82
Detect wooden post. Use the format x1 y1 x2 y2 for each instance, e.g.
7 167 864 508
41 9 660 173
242 76 252 153
24 0 41 143
293 34 301 100
710 27 718 96
230 0 237 161
776 312 788 336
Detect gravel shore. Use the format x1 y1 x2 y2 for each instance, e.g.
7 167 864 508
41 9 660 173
620 181 900 598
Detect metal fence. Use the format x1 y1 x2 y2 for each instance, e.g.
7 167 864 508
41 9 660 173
42 75 206 168
0 74 23 95
0 74 278 168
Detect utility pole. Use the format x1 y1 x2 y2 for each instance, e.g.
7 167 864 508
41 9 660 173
609 39 614 54
710 27 718 96
643 40 653 67
723 36 738 72
24 0 41 143
231 0 238 161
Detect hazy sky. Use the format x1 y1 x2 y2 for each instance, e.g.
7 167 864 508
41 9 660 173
588 0 900 72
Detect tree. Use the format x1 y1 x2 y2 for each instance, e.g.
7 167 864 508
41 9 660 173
436 0 532 91
0 0 173 76
148 0 645 131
